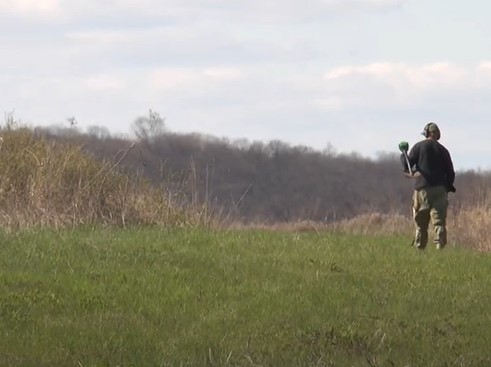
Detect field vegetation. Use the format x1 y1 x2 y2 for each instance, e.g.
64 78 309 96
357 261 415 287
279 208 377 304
1 229 490 366
0 118 490 366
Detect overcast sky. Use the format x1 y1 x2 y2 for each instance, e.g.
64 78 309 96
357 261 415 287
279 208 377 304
1 0 491 170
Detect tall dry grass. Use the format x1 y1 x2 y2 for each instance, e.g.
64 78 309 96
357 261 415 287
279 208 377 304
0 125 211 230
328 206 491 252
449 206 491 252
331 207 491 251
229 208 491 252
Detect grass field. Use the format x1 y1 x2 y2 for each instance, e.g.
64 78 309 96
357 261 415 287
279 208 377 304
0 228 490 366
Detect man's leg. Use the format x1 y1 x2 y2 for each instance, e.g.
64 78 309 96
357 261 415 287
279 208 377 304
413 189 431 249
429 186 448 249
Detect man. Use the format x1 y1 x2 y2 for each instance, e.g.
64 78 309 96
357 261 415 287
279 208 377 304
400 122 456 250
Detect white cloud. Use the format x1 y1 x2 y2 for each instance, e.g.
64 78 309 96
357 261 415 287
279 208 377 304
324 62 467 90
148 69 200 90
1 0 406 23
477 62 491 78
319 62 491 110
148 67 244 91
86 76 126 91
65 30 131 43
203 67 243 80
312 97 343 111
0 0 60 14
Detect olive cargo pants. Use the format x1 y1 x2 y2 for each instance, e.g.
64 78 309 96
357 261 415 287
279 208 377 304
412 186 448 249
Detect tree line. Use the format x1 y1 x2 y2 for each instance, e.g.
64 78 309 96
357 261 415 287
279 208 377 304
33 117 491 223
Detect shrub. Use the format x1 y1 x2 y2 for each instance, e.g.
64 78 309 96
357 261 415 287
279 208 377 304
0 125 209 230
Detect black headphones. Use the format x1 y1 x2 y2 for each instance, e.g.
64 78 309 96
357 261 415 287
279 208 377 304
423 122 440 139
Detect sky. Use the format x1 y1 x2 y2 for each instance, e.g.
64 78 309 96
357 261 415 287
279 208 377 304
1 0 491 170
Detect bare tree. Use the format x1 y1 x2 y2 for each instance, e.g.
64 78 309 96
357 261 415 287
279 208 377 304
131 109 166 143
87 125 111 139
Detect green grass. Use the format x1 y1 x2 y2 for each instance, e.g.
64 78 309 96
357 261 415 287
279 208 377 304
0 228 490 367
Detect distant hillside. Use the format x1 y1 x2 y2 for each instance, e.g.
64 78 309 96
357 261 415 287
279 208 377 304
31 121 491 224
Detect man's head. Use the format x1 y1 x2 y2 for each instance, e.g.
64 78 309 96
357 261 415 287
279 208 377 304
422 122 441 140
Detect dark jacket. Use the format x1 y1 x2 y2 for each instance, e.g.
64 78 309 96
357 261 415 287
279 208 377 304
401 139 456 192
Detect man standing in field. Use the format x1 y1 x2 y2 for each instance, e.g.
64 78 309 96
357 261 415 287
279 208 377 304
400 123 456 250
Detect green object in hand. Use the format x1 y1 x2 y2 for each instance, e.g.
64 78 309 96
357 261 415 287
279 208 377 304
399 141 409 152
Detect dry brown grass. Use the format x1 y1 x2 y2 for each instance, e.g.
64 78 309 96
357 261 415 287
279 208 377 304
327 209 491 251
327 212 411 236
0 125 211 230
227 214 411 236
449 206 491 252
228 208 491 252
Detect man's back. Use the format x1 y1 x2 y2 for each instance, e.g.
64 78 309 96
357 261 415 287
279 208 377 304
407 139 455 190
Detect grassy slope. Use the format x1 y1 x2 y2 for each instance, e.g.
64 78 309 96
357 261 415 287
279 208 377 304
0 229 490 367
